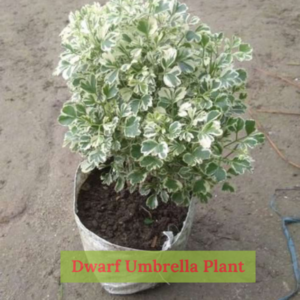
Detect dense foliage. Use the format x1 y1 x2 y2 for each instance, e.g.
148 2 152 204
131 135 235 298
56 0 264 209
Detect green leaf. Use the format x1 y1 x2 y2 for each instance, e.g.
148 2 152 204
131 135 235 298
179 60 195 73
252 132 265 144
155 0 170 14
140 156 163 171
119 87 133 102
146 194 158 209
206 163 227 182
131 144 143 160
107 69 119 84
103 84 118 99
236 117 245 132
144 122 157 138
237 69 247 84
201 34 210 48
144 218 154 225
124 116 141 138
130 99 140 115
162 48 177 70
141 140 168 159
141 140 158 156
112 141 121 151
230 157 252 174
212 142 223 156
79 135 91 150
213 167 227 182
163 178 182 193
89 149 106 164
122 33 132 43
193 179 210 194
80 160 95 173
239 44 252 53
196 24 211 33
174 88 187 102
179 167 193 179
183 147 211 166
62 105 76 118
241 133 264 149
193 147 211 160
119 103 132 118
164 66 181 88
220 69 239 89
137 19 149 35
114 156 125 166
140 95 153 111
170 141 186 156
182 153 194 166
128 170 147 185
245 120 256 135
215 94 230 112
232 36 242 48
206 110 221 122
234 44 253 61
189 16 200 25
160 190 169 203
81 75 96 94
139 184 151 196
216 53 233 68
75 104 86 116
200 76 221 92
101 32 117 52
101 173 113 185
58 114 75 126
168 121 182 139
199 120 223 148
158 87 186 108
198 192 212 203
137 18 157 36
186 31 201 43
222 182 235 192
172 191 185 205
175 3 188 14
156 142 169 159
129 184 137 194
130 95 153 114
115 177 125 193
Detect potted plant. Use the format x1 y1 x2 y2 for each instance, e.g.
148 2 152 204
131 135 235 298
55 0 264 294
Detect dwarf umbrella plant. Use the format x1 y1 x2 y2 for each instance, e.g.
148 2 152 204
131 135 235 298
55 0 264 209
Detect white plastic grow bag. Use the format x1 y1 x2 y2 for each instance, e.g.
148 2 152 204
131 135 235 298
74 166 196 295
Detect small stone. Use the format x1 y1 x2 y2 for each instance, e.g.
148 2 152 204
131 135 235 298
99 206 106 212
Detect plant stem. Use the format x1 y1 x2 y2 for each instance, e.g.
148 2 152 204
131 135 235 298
224 135 247 148
224 144 239 159
140 205 152 218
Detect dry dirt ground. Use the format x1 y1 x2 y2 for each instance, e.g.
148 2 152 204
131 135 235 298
1 0 300 299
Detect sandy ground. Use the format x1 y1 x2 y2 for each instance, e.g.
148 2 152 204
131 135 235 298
1 0 300 299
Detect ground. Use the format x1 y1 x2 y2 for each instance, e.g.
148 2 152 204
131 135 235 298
0 0 300 299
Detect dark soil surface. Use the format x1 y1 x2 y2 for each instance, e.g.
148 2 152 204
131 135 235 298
77 169 188 250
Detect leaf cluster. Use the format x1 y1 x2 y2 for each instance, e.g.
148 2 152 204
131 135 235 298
56 0 264 209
